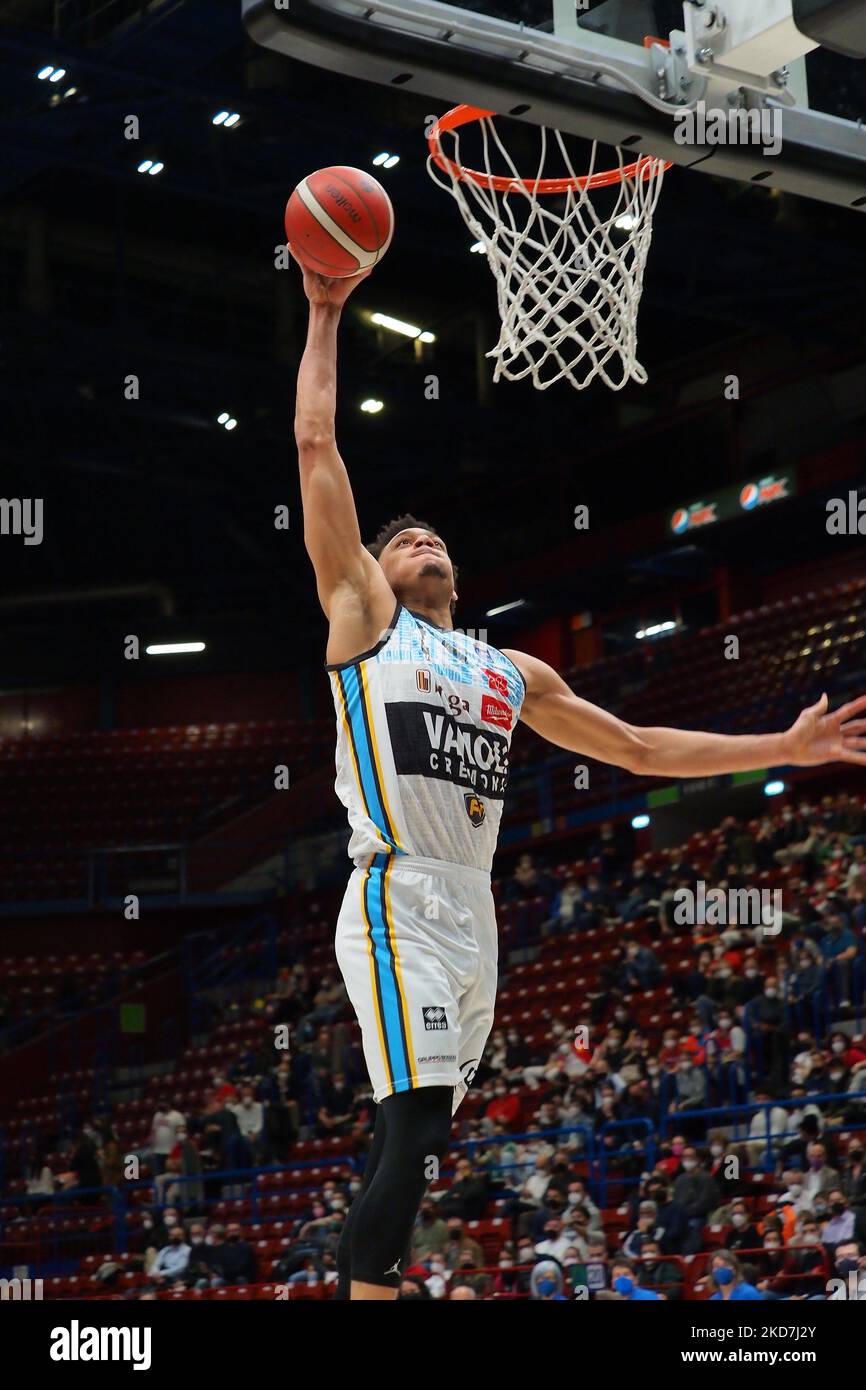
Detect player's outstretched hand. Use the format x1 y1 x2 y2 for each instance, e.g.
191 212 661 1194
785 692 866 767
289 246 372 308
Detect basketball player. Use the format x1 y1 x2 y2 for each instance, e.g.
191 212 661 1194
293 258 866 1301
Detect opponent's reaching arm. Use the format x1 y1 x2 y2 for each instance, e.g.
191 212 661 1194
294 260 395 657
502 649 866 776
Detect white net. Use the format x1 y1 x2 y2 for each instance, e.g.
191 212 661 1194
428 113 667 393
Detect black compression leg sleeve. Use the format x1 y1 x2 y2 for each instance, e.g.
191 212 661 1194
335 1103 388 1300
345 1086 453 1291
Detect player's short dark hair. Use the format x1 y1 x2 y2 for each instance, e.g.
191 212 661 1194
366 513 458 616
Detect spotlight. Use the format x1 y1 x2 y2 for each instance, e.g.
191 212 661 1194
631 814 651 829
360 399 384 414
486 600 525 617
145 642 206 656
371 312 435 343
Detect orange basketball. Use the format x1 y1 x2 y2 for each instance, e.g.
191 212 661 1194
285 166 395 278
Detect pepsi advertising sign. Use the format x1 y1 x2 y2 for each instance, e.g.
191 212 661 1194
670 470 796 536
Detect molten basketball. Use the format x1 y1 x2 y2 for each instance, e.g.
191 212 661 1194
285 166 395 278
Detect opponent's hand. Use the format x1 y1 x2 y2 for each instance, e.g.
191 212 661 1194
784 692 866 767
289 246 372 308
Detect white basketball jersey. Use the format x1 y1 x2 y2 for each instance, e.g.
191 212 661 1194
327 603 525 873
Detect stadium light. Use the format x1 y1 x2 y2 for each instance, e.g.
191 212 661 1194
486 600 525 617
764 780 786 797
371 312 435 343
631 814 651 830
148 162 164 176
137 160 153 173
470 241 486 254
372 152 391 166
636 620 677 640
145 643 206 656
383 154 400 169
48 68 66 83
216 413 237 430
615 213 638 232
213 110 241 127
360 399 384 414
37 66 55 80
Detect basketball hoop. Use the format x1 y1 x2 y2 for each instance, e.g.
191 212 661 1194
427 104 671 392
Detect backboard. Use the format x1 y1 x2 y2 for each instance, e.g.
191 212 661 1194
243 0 866 211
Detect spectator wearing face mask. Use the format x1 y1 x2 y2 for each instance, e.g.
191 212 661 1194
725 1201 761 1254
439 1158 488 1222
704 1012 747 1100
752 1222 789 1295
783 1217 830 1297
424 1254 449 1299
831 1031 866 1071
412 1200 450 1262
707 1251 763 1300
707 1138 741 1196
210 1222 257 1286
534 1216 576 1265
803 1142 840 1202
774 1168 811 1235
827 1240 866 1300
644 1177 688 1255
609 1257 661 1301
818 910 860 1007
182 1221 217 1289
672 1147 721 1254
746 980 788 1089
619 940 662 991
530 1259 569 1301
745 1089 790 1166
669 1054 707 1123
528 1185 567 1242
622 1201 663 1260
443 1218 484 1273
150 1225 191 1284
638 1239 682 1300
842 1140 866 1206
566 1180 601 1230
821 1189 866 1252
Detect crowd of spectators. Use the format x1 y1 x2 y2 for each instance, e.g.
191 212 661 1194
9 792 866 1299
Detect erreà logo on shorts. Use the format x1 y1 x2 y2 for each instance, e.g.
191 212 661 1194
423 1006 447 1031
49 1320 152 1372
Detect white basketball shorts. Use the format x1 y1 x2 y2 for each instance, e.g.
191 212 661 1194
334 852 498 1115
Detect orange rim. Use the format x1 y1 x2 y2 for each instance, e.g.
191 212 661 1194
428 104 671 196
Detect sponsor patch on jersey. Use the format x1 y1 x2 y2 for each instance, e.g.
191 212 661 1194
416 668 431 693
464 793 486 826
481 693 513 730
386 701 511 798
483 667 509 698
422 1006 448 1031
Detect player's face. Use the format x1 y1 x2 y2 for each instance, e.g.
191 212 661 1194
379 527 456 608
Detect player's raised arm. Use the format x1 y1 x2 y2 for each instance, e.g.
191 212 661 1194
503 649 866 776
293 260 391 626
